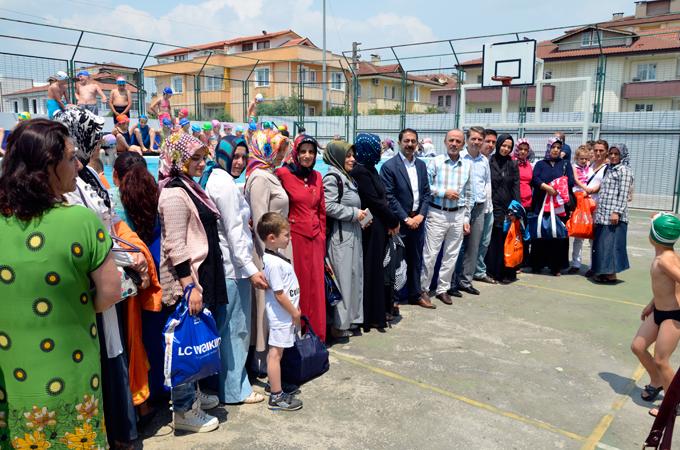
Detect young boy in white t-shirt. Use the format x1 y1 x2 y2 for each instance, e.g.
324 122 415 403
256 212 303 411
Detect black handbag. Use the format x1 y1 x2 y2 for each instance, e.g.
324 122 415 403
324 259 342 307
281 316 330 385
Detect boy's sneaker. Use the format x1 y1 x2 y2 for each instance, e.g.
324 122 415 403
268 392 303 411
197 389 219 410
174 401 219 433
264 382 300 396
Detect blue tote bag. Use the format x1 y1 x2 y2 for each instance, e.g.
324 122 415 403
528 195 568 240
281 316 330 385
163 285 222 388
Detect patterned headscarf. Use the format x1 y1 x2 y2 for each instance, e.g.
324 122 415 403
199 136 248 187
544 137 563 161
513 138 535 164
354 133 382 167
610 143 630 167
323 140 354 182
286 134 318 178
159 132 219 216
246 128 289 177
53 106 105 164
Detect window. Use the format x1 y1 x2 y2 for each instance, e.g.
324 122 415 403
255 68 270 87
204 76 222 91
172 76 183 93
542 107 550 113
242 43 253 52
525 106 536 113
13 101 18 113
31 99 37 114
256 41 270 50
635 103 654 111
409 86 420 102
391 86 396 99
308 106 315 116
544 71 553 80
384 86 389 99
22 98 29 111
636 63 657 81
477 107 492 113
173 54 188 62
331 72 343 90
581 30 603 47
445 95 451 107
437 96 444 107
476 75 483 84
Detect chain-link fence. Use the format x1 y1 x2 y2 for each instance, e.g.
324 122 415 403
2 17 679 210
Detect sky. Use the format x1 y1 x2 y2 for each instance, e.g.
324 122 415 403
0 0 634 74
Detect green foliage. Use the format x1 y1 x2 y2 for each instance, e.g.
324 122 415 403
327 105 350 116
256 97 302 116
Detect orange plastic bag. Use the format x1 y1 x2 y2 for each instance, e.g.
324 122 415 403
566 191 594 239
504 220 523 268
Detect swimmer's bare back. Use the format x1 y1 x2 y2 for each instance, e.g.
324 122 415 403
651 250 680 311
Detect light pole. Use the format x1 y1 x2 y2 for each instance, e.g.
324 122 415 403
322 0 327 116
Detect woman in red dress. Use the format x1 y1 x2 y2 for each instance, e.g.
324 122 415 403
276 134 327 341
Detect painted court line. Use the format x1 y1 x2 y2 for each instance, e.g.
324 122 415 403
515 281 646 308
580 364 646 450
330 349 586 442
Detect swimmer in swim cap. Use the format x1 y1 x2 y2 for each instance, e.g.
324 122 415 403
632 211 680 415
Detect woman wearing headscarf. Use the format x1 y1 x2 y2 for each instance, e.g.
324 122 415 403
350 133 400 330
244 127 291 374
199 136 267 405
323 140 368 339
55 107 141 448
276 134 327 342
485 134 520 283
591 144 634 283
529 137 575 276
158 132 226 433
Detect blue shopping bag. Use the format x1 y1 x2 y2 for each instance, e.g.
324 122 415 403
528 195 568 240
163 285 222 388
281 316 329 385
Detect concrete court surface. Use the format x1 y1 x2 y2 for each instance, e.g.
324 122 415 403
140 209 677 450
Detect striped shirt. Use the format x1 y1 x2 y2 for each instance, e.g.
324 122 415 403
427 154 473 223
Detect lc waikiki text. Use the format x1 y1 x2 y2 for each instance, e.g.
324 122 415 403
177 337 222 356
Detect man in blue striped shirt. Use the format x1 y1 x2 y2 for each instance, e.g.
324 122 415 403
419 129 472 305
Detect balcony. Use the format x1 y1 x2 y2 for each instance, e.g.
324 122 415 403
621 80 680 99
465 85 555 103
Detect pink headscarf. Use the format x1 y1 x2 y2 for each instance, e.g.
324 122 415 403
159 132 220 216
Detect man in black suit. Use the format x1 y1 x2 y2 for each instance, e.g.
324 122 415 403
380 128 434 309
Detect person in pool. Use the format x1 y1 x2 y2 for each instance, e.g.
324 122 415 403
149 87 173 121
46 71 71 118
109 76 132 118
131 115 156 153
631 212 680 416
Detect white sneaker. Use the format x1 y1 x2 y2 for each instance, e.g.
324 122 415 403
197 389 219 410
174 401 219 433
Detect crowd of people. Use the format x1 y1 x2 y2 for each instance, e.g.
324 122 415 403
0 74 651 449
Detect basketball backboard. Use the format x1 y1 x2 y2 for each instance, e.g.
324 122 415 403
481 39 537 88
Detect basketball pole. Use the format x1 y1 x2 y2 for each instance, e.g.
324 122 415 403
500 85 509 124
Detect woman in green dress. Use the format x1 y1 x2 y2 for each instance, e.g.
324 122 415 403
0 119 120 449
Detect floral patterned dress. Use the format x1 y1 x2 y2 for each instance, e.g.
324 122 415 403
0 204 112 449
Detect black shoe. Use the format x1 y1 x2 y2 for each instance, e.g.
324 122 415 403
268 392 302 411
458 285 480 295
446 288 463 298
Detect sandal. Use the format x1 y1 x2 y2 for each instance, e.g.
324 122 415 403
641 384 663 402
243 391 265 404
648 406 680 417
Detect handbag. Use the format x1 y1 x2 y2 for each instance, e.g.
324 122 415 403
566 191 595 239
528 195 568 240
163 285 222 388
504 220 524 268
281 316 329 385
324 258 342 307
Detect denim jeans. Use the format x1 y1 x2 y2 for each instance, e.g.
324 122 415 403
474 211 494 278
172 382 196 413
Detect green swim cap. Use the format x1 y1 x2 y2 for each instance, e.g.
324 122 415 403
650 212 680 247
202 122 212 131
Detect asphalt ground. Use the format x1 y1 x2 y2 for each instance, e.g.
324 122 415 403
139 209 674 450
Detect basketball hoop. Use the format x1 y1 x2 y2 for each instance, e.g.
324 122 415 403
491 76 513 87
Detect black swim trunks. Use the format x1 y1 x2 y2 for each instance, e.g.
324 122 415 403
113 105 130 117
653 306 680 326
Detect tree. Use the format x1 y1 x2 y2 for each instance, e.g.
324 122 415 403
256 97 301 116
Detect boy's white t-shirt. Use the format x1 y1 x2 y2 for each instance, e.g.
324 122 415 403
262 249 300 328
